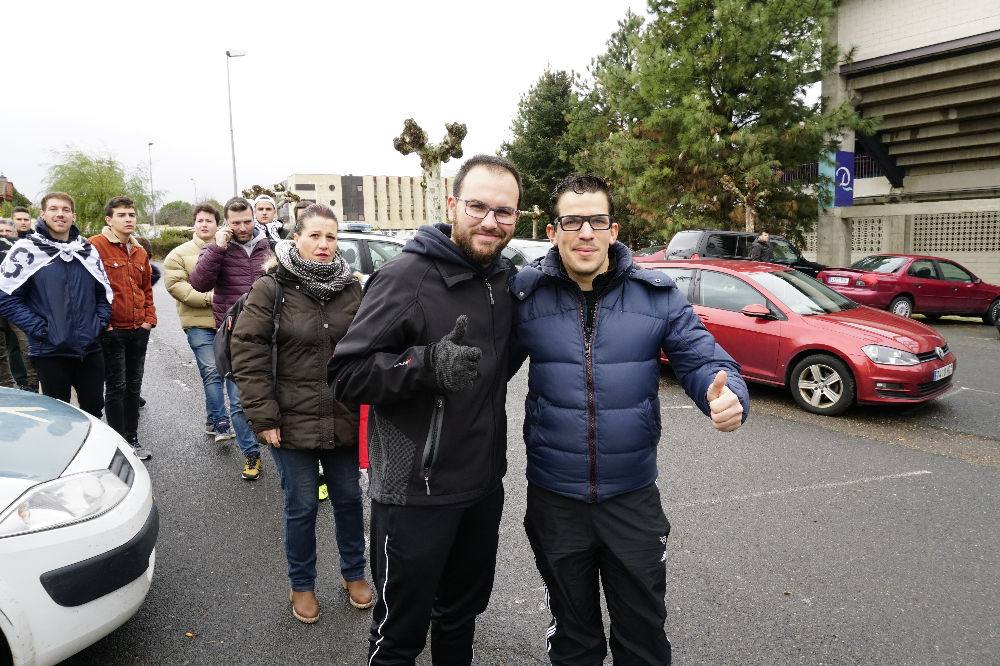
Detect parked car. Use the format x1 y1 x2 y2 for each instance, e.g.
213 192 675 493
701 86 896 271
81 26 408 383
644 260 956 416
817 254 1000 325
337 232 407 281
638 229 825 277
0 388 157 666
502 238 551 269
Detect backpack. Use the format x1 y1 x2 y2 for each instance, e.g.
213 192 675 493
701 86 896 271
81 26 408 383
214 275 284 382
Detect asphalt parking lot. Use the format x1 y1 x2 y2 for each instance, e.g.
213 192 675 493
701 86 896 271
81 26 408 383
66 284 1000 665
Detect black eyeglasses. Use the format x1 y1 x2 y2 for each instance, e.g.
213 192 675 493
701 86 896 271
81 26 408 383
457 199 519 226
555 214 612 231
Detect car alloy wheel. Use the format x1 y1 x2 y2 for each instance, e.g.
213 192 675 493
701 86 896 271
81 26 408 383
984 298 1000 326
790 354 855 416
889 296 913 318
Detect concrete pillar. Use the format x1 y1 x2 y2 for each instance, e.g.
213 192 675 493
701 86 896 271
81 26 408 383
882 215 907 252
816 13 854 268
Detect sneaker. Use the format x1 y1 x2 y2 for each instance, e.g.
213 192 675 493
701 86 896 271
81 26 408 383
241 454 262 481
128 436 152 461
317 462 328 500
214 420 235 443
204 421 215 435
139 396 147 408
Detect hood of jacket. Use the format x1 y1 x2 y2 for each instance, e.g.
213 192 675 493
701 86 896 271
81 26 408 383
404 223 510 277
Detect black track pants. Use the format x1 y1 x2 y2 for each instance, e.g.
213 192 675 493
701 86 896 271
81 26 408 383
524 483 672 665
368 485 504 666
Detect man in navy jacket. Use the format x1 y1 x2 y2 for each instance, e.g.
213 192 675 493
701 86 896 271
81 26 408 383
0 192 112 417
510 174 750 664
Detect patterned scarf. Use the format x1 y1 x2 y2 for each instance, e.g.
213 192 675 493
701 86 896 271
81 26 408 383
0 229 113 302
274 239 356 301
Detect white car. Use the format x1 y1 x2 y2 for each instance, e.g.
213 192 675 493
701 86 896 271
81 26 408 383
337 232 407 281
0 388 157 666
502 238 551 269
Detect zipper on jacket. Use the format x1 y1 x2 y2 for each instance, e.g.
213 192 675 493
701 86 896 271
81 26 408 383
577 293 601 503
484 278 494 305
421 396 446 495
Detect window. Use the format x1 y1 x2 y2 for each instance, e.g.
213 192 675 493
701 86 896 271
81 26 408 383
698 270 767 312
337 240 363 273
703 234 740 259
937 261 973 283
295 183 316 191
852 255 906 274
655 268 694 299
356 185 363 192
750 270 855 315
368 240 404 271
666 232 699 258
770 240 799 263
356 213 365 222
908 260 936 279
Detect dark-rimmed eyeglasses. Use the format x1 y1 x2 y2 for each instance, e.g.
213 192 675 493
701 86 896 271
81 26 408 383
555 214 612 231
457 199 519 226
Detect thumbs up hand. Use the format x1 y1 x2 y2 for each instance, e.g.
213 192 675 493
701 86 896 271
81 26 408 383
707 370 743 432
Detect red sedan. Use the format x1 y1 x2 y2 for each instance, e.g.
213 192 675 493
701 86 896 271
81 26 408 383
645 260 957 416
817 254 1000 325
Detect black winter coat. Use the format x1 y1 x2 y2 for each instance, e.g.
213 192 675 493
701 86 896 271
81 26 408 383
329 224 515 507
748 239 774 263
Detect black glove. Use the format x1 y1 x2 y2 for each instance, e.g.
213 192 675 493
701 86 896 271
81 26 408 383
431 315 482 393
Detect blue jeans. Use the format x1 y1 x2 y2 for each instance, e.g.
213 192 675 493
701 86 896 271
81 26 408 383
184 327 227 426
270 446 366 590
225 377 259 457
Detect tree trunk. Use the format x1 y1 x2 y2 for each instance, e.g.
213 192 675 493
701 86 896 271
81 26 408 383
424 161 443 224
745 205 756 233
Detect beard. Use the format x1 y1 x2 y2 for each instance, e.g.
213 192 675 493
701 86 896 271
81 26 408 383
451 223 510 266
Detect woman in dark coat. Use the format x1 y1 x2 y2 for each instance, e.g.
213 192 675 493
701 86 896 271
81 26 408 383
232 203 373 623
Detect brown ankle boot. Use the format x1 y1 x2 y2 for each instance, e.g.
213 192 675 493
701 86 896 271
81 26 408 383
342 579 375 609
289 590 320 624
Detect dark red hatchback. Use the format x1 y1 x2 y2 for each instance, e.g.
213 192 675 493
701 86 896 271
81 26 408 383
646 260 957 416
817 254 1000 325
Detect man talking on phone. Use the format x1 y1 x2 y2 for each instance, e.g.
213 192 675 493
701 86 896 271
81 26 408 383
189 197 273 480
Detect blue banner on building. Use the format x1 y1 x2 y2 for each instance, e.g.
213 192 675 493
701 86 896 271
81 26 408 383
820 150 854 208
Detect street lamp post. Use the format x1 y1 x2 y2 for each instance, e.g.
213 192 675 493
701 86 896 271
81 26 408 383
147 142 156 231
225 49 247 197
191 177 198 204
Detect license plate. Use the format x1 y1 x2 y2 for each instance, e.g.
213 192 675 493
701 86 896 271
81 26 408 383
827 276 850 285
932 363 954 381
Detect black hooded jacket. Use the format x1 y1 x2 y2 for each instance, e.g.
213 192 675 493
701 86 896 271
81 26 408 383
749 238 774 262
329 224 515 506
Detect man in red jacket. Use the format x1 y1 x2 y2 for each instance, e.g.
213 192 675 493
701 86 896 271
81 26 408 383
90 196 157 460
189 197 272 480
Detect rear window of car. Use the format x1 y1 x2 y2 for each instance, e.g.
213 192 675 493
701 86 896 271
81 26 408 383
851 255 907 274
665 232 700 258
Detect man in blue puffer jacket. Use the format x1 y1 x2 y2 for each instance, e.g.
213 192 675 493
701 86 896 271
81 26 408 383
0 192 112 417
510 174 750 665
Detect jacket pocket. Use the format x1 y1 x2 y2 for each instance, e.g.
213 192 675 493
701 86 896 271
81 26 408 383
420 396 445 495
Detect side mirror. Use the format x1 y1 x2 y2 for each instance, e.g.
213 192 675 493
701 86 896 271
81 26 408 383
741 303 775 319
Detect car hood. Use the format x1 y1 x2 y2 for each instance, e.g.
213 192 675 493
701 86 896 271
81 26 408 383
807 306 945 351
0 388 92 484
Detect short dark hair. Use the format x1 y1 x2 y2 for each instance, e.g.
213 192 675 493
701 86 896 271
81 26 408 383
0 219 13 228
548 174 614 220
193 203 221 224
452 154 523 209
12 206 29 216
293 203 338 235
41 192 75 213
104 196 135 218
223 197 251 221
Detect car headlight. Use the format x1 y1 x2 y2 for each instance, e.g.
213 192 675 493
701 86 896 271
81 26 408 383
0 470 130 538
862 344 920 366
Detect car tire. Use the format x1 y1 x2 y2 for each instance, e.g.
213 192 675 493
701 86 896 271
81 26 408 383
889 296 913 318
982 298 1000 326
789 354 855 416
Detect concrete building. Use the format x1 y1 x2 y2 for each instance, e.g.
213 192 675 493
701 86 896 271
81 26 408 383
279 173 454 230
812 1 1000 283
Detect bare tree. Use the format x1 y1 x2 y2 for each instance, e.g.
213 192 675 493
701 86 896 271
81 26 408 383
393 119 467 224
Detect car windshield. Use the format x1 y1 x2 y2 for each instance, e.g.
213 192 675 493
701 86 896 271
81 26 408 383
771 239 800 262
750 270 857 315
666 232 699 257
851 255 907 274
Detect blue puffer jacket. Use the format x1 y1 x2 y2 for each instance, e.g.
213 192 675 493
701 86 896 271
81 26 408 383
0 222 111 358
510 243 750 503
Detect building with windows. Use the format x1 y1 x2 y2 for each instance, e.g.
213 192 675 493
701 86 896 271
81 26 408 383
279 173 454 230
813 1 1000 283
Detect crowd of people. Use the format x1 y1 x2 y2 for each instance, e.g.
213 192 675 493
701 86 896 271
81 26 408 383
0 156 750 664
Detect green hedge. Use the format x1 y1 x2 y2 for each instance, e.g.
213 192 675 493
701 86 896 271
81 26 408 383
148 228 192 260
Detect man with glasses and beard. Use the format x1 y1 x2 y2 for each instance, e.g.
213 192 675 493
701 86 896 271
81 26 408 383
330 155 521 664
509 174 749 664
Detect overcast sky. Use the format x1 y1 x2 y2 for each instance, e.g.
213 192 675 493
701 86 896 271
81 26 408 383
3 0 647 207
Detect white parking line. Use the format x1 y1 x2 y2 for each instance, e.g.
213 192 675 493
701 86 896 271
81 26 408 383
674 470 933 509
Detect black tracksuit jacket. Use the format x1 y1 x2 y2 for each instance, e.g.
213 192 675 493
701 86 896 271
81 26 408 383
329 224 515 506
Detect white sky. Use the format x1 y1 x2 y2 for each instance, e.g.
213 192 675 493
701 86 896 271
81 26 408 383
3 0 647 207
